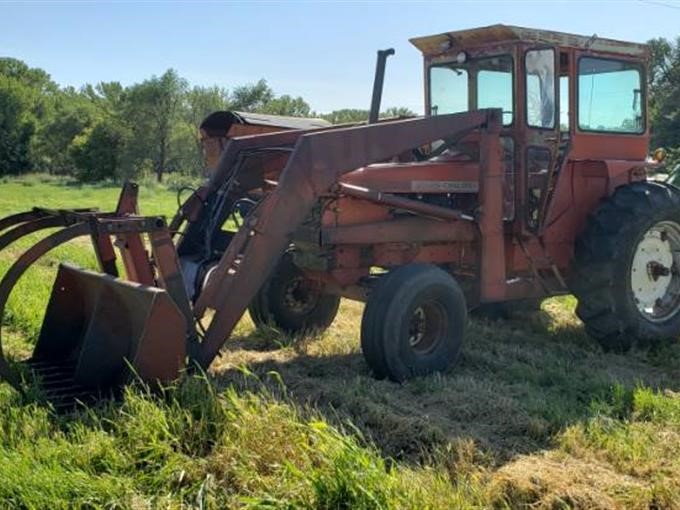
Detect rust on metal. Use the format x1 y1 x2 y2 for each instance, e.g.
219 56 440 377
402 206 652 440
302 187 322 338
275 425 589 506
410 24 648 58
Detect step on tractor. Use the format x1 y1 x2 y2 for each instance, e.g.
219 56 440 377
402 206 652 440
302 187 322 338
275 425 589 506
0 25 676 404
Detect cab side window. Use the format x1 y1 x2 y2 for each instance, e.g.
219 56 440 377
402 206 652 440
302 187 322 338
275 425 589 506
525 49 556 129
578 57 643 133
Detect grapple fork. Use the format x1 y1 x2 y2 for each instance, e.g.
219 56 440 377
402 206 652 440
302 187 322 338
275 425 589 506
0 184 192 407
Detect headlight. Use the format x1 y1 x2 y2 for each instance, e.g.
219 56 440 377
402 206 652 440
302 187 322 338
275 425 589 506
653 147 667 163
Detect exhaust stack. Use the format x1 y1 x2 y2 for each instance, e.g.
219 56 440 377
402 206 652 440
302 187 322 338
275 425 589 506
368 48 395 124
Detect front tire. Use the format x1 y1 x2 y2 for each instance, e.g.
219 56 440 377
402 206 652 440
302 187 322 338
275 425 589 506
571 181 680 350
360 264 467 382
249 254 340 335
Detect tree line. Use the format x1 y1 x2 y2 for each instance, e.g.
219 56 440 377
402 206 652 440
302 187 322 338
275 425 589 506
1 35 679 183
0 59 414 183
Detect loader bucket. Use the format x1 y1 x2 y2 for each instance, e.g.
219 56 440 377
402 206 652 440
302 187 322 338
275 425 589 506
29 263 187 398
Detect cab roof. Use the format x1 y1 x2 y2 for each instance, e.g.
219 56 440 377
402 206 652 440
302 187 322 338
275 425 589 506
199 110 331 137
409 24 648 59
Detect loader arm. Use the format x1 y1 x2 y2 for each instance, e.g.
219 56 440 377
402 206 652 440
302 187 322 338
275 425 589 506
0 109 502 402
192 109 502 369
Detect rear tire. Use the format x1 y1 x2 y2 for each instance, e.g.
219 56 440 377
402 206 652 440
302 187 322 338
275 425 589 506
571 181 680 350
249 254 340 335
360 264 466 382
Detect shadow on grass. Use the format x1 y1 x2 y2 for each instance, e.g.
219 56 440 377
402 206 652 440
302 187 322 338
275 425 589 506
208 308 680 468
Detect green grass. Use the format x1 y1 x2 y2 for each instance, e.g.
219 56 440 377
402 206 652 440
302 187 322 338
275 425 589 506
1 174 680 509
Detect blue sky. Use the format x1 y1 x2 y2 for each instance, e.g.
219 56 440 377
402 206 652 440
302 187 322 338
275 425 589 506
1 1 678 113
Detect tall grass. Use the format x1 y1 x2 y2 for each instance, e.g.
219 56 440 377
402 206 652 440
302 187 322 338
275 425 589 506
0 375 491 509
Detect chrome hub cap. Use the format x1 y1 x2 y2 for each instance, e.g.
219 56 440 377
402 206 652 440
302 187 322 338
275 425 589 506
631 221 680 321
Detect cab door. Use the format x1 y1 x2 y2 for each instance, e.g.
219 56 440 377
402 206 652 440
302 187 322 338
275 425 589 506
522 46 561 232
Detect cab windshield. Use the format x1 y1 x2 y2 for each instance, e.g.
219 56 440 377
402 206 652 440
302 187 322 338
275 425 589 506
429 55 513 125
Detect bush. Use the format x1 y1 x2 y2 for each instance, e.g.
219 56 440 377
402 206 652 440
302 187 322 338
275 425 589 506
69 121 125 182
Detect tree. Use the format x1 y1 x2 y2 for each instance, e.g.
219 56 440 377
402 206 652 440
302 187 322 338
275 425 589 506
320 109 369 124
125 69 188 182
0 75 35 174
0 58 56 96
229 79 274 112
0 58 57 175
82 81 127 120
185 85 230 128
647 36 680 162
382 106 416 118
261 94 311 117
30 87 100 174
319 106 416 125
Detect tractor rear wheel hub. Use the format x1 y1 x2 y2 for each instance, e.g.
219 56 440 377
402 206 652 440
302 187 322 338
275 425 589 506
631 221 680 321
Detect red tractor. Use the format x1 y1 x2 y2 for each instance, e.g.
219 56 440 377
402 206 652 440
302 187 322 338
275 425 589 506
0 25 675 403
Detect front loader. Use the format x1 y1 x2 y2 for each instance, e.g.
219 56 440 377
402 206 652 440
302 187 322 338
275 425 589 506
1 25 677 404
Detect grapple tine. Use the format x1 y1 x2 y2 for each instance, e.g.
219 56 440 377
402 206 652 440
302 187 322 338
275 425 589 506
0 216 70 252
0 207 101 234
0 210 50 233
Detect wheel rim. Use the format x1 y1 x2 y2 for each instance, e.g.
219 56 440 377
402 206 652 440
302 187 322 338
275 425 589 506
631 220 680 322
408 301 448 354
283 276 320 314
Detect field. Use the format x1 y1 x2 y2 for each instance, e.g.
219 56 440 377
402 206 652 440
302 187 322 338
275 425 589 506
1 175 679 509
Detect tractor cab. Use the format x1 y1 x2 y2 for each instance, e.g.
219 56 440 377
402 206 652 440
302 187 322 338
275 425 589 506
411 25 649 231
